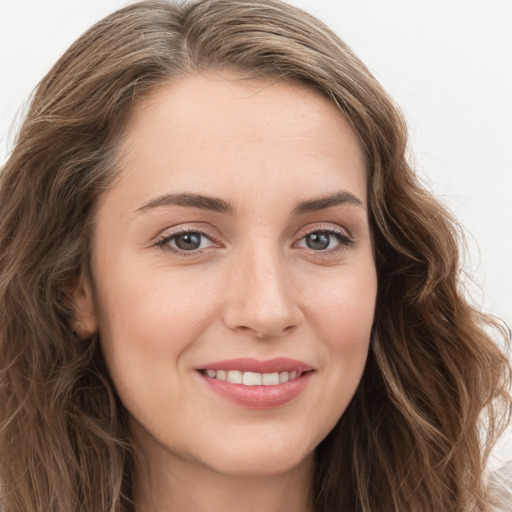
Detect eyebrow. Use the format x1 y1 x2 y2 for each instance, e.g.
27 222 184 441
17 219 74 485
293 190 364 213
135 193 235 215
135 189 364 216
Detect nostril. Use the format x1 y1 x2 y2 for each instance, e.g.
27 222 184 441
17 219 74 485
234 324 297 339
237 325 266 338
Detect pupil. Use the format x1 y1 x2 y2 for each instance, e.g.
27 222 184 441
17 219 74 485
175 233 201 250
306 232 330 250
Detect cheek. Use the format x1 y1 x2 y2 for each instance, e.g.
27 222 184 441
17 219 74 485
96 257 218 341
94 271 223 436
305 265 376 341
303 266 376 394
93 262 221 395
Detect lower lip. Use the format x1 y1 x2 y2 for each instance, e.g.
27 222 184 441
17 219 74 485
199 371 313 409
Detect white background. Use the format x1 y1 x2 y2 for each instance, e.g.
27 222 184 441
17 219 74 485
1 0 511 465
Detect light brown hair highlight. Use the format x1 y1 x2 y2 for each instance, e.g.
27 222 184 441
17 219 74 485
0 1 510 511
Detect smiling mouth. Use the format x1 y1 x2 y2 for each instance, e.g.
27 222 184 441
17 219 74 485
200 369 306 386
196 358 314 408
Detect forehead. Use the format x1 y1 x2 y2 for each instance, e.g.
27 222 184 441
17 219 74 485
110 72 367 213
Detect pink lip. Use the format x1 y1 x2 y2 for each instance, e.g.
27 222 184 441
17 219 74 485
199 357 314 373
197 358 314 409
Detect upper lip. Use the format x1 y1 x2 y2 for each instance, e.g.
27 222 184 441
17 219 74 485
198 357 314 374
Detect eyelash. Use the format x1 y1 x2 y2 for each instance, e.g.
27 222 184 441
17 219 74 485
295 225 354 255
154 225 354 257
155 227 221 257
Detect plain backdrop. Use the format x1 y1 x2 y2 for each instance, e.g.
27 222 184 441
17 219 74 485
1 0 511 465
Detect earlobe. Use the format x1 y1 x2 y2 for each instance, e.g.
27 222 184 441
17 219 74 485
72 277 98 338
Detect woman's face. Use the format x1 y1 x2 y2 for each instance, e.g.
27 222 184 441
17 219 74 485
76 73 377 478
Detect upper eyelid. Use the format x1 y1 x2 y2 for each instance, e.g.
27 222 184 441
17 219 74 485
292 224 355 255
294 222 353 240
154 223 219 242
154 229 220 256
156 231 218 248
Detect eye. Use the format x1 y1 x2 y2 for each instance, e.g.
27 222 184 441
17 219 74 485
156 230 216 254
295 229 353 252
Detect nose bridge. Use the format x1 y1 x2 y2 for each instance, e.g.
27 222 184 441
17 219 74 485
223 236 301 338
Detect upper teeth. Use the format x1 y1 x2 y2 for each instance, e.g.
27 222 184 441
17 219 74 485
204 369 300 386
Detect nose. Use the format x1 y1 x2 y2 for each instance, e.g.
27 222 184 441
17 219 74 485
222 246 303 339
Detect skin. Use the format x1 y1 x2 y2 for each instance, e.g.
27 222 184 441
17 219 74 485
74 72 377 512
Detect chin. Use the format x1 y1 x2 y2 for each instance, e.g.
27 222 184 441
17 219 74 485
198 434 316 478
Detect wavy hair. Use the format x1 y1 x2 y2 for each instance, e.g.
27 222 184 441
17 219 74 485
0 1 510 511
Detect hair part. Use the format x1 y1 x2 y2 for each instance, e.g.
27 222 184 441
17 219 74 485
0 1 510 511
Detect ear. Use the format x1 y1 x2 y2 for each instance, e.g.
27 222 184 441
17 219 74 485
72 276 98 338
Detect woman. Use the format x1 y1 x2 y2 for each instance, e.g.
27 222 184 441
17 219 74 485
0 0 510 511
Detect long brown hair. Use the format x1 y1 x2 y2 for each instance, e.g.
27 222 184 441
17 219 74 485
0 1 510 511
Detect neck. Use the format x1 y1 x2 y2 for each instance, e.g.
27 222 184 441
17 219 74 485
133 447 315 512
